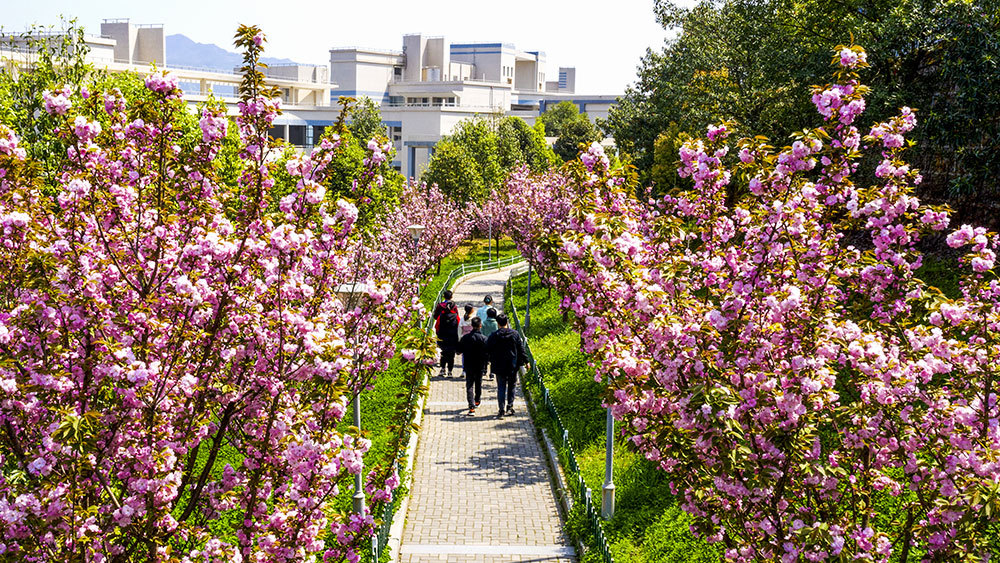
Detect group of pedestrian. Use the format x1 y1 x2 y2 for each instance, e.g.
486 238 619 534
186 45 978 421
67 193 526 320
433 292 530 418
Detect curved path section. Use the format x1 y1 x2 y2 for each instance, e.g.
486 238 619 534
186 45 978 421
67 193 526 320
399 265 576 562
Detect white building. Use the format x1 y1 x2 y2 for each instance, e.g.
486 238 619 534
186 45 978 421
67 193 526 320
1 22 619 179
329 34 618 177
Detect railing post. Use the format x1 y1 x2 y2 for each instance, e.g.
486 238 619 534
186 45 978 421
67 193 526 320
524 262 532 334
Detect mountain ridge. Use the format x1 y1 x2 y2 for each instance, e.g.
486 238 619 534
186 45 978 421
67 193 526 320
166 33 303 71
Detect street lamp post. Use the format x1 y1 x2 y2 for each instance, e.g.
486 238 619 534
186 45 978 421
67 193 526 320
335 282 372 516
407 224 425 324
524 261 532 334
351 391 364 514
602 407 616 519
408 224 426 260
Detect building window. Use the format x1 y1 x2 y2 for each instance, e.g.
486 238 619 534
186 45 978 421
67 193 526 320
313 125 327 142
288 125 306 146
268 125 286 141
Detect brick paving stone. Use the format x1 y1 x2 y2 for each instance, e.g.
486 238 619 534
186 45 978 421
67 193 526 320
400 265 576 562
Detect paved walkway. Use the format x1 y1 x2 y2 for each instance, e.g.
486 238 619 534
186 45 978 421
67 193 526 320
399 265 576 563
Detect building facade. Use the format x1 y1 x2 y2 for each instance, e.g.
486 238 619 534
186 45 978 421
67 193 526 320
1 21 619 179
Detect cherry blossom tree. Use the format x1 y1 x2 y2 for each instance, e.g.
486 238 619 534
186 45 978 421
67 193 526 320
0 26 439 562
504 46 999 561
384 181 472 276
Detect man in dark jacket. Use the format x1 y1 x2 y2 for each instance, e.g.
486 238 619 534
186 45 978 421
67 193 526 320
457 317 488 416
485 313 529 418
433 289 460 377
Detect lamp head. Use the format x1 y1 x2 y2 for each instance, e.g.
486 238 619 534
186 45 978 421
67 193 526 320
334 282 371 305
407 223 425 243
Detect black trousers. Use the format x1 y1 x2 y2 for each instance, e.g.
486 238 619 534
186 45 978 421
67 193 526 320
496 371 517 410
439 348 455 371
465 368 483 408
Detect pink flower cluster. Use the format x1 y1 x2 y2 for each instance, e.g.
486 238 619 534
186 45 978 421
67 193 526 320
0 125 26 161
502 45 999 560
144 71 180 95
42 88 72 115
199 109 229 143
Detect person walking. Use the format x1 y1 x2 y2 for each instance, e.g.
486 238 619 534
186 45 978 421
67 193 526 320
476 295 494 322
481 307 499 338
459 304 476 337
433 289 460 377
457 317 488 416
481 307 499 379
485 313 529 418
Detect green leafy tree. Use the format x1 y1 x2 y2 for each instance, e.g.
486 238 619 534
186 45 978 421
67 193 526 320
420 139 486 203
324 100 404 226
648 122 690 197
539 101 604 161
0 20 92 186
422 115 554 203
552 116 603 162
537 100 582 138
346 95 387 145
498 115 559 171
267 98 403 229
606 0 1000 226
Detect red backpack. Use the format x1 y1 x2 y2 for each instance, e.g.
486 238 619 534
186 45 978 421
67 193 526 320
434 300 459 333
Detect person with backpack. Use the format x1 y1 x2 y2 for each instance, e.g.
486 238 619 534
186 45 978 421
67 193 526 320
485 313 530 418
457 317 488 416
433 289 460 377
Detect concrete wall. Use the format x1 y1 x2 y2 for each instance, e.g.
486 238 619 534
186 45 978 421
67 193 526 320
134 27 164 65
514 59 538 92
557 67 576 94
100 21 136 63
403 34 426 82
448 61 474 81
100 21 164 65
330 49 400 100
424 36 449 79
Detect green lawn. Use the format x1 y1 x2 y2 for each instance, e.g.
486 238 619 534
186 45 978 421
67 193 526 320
507 271 720 563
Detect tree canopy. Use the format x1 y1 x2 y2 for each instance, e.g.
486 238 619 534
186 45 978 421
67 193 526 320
346 95 388 145
421 115 557 203
539 101 604 161
606 0 1000 226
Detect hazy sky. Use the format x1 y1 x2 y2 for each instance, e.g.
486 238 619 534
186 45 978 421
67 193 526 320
2 1 695 95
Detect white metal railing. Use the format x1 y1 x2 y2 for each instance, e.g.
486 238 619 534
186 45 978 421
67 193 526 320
426 254 524 332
